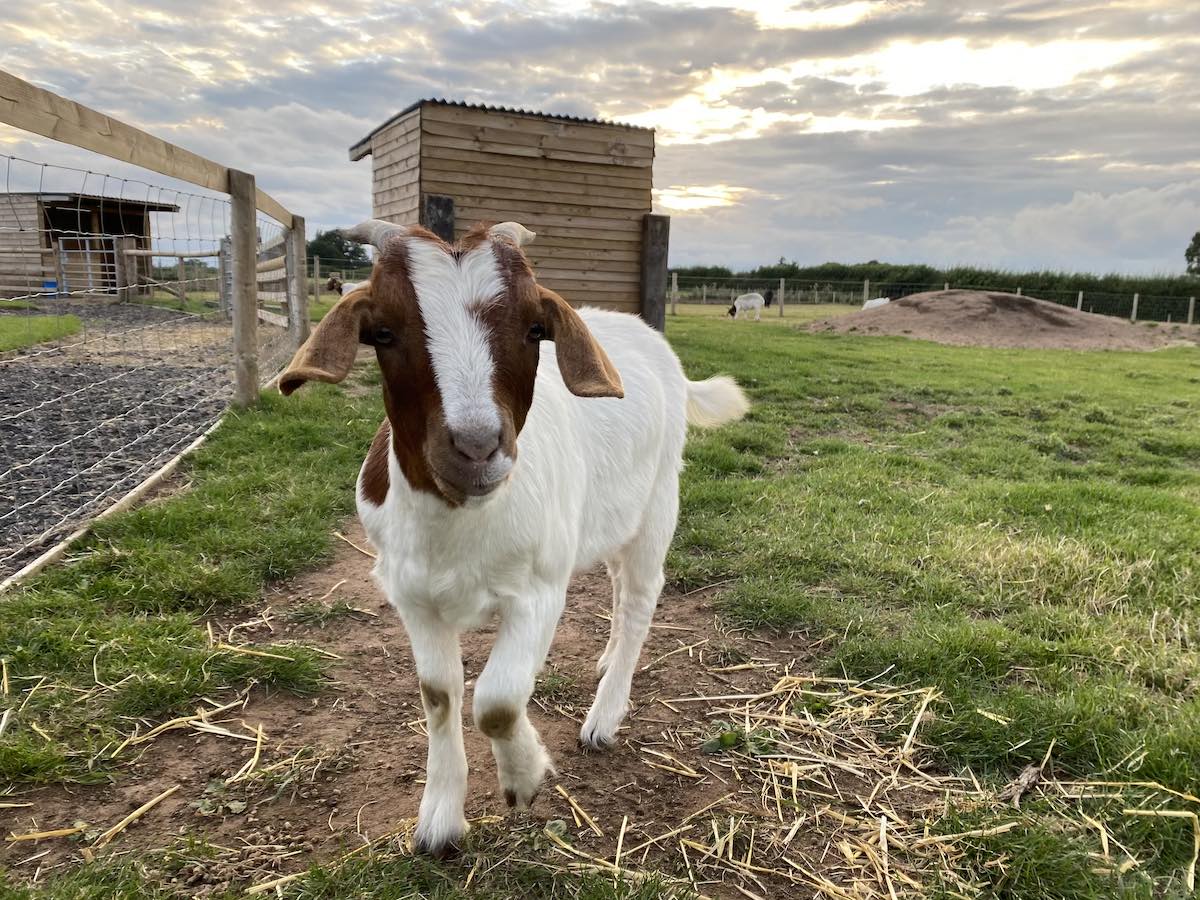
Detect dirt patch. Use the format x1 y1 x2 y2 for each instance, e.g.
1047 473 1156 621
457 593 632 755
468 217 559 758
0 523 803 888
3 524 964 897
810 290 1200 351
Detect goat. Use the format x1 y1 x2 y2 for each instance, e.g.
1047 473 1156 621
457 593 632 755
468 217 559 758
862 296 890 310
279 219 749 855
325 274 367 296
727 288 773 320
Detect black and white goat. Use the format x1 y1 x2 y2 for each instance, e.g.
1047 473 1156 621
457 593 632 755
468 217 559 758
727 288 774 320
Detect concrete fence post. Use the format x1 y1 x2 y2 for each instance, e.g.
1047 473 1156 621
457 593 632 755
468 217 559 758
1016 286 1022 296
229 169 259 407
1131 293 1139 322
943 282 949 292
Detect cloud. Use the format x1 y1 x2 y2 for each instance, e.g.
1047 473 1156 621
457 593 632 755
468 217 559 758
0 0 1196 272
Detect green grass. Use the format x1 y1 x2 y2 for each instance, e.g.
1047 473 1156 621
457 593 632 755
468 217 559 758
4 318 1200 897
0 386 382 785
0 314 80 352
666 318 1200 895
672 301 853 324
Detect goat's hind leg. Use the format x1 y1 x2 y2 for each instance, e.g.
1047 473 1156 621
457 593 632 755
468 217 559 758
597 558 624 676
474 585 566 808
581 482 677 749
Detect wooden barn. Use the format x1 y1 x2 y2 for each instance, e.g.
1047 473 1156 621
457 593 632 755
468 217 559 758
348 100 668 326
0 192 176 300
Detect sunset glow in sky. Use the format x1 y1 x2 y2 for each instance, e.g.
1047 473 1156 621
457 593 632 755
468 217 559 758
2 1 1197 271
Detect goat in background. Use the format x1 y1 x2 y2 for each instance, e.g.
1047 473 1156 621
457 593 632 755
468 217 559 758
727 288 774 320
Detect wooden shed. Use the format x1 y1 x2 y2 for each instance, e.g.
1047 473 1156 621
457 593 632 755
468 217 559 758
349 100 669 326
0 192 178 299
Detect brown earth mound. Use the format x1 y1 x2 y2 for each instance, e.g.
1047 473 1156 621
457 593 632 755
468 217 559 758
810 290 1200 351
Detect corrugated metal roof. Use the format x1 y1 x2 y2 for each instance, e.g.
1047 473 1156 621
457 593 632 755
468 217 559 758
349 98 652 159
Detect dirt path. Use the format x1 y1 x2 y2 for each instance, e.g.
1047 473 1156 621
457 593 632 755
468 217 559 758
3 522 834 894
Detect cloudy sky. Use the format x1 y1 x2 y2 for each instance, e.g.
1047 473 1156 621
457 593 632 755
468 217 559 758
2 0 1198 272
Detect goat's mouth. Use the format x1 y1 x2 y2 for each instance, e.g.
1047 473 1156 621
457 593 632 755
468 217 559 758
429 458 513 505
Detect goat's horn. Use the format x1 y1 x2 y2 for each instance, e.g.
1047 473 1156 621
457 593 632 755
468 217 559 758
489 221 536 248
342 219 406 249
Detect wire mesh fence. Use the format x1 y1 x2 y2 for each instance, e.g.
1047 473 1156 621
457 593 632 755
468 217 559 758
0 153 294 581
670 275 1198 324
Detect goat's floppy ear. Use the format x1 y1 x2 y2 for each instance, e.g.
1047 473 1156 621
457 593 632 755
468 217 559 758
279 285 371 395
538 286 623 399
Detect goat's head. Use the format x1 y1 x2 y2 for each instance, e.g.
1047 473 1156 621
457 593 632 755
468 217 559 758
727 304 737 317
279 220 623 505
325 275 344 294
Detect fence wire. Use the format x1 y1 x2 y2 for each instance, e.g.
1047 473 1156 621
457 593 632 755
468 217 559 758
0 153 290 580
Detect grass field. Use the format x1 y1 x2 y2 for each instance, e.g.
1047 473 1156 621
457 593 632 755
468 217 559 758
3 317 1199 897
0 314 81 352
672 300 853 323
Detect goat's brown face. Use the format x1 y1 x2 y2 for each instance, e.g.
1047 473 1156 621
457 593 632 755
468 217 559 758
279 223 623 506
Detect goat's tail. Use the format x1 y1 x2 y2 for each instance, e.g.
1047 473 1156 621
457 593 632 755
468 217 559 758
685 376 750 428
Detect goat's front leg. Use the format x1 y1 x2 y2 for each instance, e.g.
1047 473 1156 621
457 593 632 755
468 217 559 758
473 584 565 808
401 610 468 855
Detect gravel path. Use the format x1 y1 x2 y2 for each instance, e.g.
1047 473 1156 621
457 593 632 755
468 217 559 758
0 301 236 579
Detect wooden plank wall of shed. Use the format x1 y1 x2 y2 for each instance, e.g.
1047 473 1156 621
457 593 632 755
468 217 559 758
371 108 421 226
417 104 653 312
0 194 49 299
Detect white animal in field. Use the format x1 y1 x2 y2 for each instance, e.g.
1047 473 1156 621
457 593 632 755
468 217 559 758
325 274 367 296
280 218 749 856
727 288 774 320
863 296 890 310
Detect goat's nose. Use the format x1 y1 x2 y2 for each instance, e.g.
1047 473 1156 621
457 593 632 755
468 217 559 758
450 426 501 463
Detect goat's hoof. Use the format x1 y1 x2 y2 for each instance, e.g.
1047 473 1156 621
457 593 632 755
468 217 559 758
504 786 540 809
578 727 616 752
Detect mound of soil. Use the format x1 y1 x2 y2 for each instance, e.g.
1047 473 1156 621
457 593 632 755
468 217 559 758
810 290 1200 351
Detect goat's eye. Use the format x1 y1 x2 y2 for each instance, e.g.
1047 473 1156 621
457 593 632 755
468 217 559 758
373 327 395 346
527 323 546 342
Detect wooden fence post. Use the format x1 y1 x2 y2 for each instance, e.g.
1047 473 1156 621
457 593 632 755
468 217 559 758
1016 286 1022 296
229 169 259 407
1130 293 1139 322
779 277 785 317
286 216 309 347
701 284 707 305
670 271 678 317
1189 297 1196 326
1076 290 1083 311
639 214 669 331
177 256 187 304
863 279 869 304
313 256 320 310
114 237 135 301
943 282 949 292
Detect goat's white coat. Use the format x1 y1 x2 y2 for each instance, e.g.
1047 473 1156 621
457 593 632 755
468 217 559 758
731 292 767 320
354 246 748 852
863 296 890 310
405 239 507 454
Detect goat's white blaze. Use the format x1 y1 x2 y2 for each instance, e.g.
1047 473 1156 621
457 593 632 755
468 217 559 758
405 238 505 436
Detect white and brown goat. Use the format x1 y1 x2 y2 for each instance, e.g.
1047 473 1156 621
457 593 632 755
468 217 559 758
280 219 748 855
